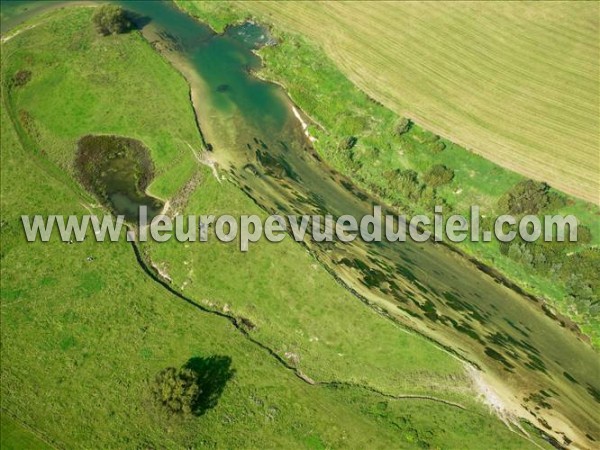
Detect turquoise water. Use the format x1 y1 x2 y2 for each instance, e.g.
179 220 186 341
3 1 599 445
1 0 65 33
123 3 599 444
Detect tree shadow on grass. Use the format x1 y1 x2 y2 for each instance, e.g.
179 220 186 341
185 355 235 416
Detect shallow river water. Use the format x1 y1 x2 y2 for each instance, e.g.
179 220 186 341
3 0 599 446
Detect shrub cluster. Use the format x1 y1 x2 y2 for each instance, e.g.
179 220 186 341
564 249 600 318
92 5 132 36
499 229 598 319
497 180 548 214
11 70 32 88
423 164 454 187
379 168 442 209
396 117 412 136
152 367 201 415
497 179 568 215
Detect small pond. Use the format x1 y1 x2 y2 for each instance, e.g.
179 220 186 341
75 135 163 222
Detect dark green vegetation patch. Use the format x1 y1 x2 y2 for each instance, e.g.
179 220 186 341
75 134 163 221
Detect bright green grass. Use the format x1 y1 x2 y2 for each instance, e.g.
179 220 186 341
0 415 53 450
0 6 550 449
177 0 600 346
146 171 469 400
3 4 471 401
3 6 201 201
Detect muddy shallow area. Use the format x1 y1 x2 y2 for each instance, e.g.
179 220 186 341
75 134 163 222
4 0 596 446
119 2 599 446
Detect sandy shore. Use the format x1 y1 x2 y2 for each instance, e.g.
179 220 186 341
292 106 317 143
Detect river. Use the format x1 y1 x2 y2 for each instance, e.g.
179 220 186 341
2 1 598 447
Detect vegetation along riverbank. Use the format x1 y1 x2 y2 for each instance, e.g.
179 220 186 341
1 5 555 448
177 1 600 348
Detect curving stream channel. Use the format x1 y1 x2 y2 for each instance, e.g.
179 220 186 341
3 0 599 447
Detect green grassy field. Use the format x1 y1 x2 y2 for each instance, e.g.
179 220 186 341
1 415 53 450
231 1 599 205
178 1 600 347
0 6 549 448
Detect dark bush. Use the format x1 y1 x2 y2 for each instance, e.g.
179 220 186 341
396 117 412 135
152 367 201 415
92 5 131 36
560 249 600 290
339 136 357 150
566 274 599 318
497 179 551 215
152 356 235 416
423 164 454 187
431 141 446 153
503 241 599 319
11 70 32 88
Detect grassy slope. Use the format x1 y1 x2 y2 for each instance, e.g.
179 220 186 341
177 0 600 346
233 1 599 204
3 5 200 201
147 163 467 399
1 415 53 450
0 7 548 449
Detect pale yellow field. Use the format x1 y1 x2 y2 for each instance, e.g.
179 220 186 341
237 1 599 203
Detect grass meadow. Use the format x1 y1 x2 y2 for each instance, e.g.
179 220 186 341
0 6 549 449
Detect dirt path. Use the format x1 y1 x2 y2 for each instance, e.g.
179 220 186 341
292 106 317 143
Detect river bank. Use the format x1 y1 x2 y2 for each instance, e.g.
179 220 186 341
166 3 599 448
3 1 596 446
2 4 552 448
